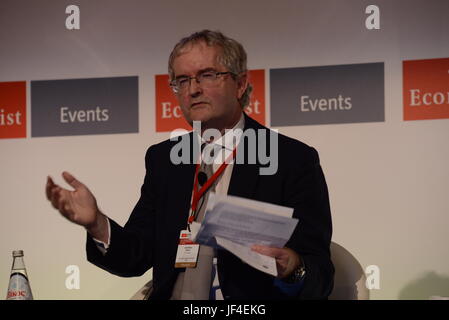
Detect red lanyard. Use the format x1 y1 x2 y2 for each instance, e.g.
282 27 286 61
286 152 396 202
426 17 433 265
188 147 237 224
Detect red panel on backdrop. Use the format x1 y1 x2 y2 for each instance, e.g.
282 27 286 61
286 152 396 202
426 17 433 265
403 57 449 121
0 81 26 139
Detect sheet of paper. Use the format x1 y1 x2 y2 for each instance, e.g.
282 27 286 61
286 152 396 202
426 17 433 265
216 236 278 276
195 192 298 249
190 221 201 241
206 193 293 218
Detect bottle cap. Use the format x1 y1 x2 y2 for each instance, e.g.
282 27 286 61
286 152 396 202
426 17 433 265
12 250 24 257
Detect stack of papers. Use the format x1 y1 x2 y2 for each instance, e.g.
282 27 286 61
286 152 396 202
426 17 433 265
191 193 298 276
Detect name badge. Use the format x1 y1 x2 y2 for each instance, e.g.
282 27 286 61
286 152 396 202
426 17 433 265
174 230 199 268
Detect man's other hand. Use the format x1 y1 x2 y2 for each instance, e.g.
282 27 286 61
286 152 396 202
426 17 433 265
251 245 301 279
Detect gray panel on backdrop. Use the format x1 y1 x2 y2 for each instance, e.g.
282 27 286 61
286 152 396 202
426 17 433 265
270 63 384 126
31 76 138 137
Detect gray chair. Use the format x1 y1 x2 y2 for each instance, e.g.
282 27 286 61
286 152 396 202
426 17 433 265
130 280 153 300
130 242 369 300
329 242 369 300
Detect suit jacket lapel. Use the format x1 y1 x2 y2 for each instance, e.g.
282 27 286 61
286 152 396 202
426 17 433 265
166 132 198 231
227 113 263 199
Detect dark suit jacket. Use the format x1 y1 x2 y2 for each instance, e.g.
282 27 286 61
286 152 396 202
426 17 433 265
86 114 334 300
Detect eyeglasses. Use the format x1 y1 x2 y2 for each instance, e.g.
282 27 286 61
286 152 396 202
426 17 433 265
170 70 235 93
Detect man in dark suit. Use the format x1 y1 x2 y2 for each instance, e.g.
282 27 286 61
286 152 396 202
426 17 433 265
46 30 333 299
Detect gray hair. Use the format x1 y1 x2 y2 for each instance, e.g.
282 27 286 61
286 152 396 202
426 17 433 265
168 30 253 109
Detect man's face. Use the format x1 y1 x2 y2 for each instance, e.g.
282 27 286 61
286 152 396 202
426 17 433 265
172 42 247 131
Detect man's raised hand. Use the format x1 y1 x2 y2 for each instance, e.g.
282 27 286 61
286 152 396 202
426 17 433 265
46 171 100 228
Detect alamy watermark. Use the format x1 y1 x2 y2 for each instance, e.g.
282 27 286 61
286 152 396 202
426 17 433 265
169 121 279 176
65 265 80 290
65 5 80 30
365 5 380 30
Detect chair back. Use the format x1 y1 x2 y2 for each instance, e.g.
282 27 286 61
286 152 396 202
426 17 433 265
329 242 369 300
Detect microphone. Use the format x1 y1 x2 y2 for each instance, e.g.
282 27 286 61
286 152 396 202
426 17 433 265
197 171 208 186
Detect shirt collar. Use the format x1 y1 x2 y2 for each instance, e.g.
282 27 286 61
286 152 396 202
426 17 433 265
199 112 245 152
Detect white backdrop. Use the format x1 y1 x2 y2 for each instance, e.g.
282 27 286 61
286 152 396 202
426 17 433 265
1 0 448 299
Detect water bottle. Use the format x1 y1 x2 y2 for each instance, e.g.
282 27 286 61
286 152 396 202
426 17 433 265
6 250 33 300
